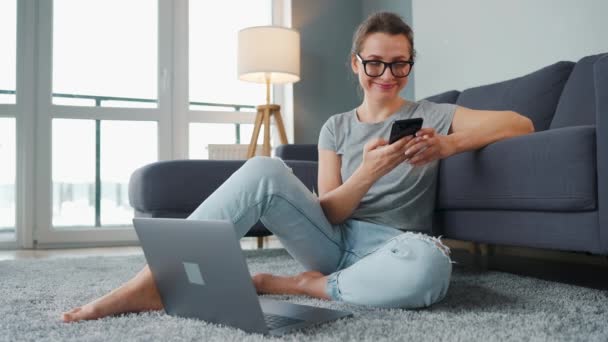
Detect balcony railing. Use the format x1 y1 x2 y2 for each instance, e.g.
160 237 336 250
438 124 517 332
0 89 256 227
0 89 255 143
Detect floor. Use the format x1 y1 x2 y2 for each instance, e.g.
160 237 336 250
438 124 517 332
0 236 282 261
447 242 608 291
1 237 607 291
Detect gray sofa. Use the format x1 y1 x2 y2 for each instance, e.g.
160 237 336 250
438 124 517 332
129 53 608 256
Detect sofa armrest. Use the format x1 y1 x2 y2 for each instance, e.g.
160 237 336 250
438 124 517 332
283 160 319 194
128 158 319 215
128 160 246 215
275 144 318 161
437 125 597 211
595 54 608 254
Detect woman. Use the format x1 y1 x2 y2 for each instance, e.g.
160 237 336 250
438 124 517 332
62 12 533 322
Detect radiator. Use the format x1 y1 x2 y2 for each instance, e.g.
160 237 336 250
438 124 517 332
207 144 266 160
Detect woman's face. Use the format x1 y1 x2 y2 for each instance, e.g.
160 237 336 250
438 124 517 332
351 32 412 102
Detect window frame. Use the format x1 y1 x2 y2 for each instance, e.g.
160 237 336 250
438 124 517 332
0 114 17 248
4 0 293 249
0 0 20 249
31 0 169 247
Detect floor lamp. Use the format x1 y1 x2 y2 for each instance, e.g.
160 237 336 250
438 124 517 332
237 26 300 158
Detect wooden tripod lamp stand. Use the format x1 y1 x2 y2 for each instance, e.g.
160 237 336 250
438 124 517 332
237 26 300 158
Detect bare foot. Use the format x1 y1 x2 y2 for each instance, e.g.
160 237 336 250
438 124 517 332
62 266 163 322
252 271 329 300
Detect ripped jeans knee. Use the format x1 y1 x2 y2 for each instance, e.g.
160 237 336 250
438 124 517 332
325 232 453 309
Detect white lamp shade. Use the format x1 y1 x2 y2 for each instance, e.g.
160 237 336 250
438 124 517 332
238 26 300 84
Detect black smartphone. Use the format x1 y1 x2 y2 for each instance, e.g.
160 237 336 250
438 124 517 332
388 118 423 144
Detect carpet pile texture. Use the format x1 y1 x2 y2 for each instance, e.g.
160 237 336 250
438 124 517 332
1 249 607 341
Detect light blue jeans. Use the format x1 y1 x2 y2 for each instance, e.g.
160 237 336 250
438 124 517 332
188 156 453 309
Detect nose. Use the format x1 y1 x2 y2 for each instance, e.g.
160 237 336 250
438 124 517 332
379 67 396 81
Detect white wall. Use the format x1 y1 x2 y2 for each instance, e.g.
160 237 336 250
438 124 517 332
412 0 608 99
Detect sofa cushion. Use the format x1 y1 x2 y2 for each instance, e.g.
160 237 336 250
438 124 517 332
437 125 596 211
129 160 246 213
128 159 318 237
456 61 575 131
550 53 607 129
129 159 318 213
275 144 318 161
423 90 460 104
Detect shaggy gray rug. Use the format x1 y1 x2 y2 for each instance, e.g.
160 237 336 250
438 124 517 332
1 249 607 342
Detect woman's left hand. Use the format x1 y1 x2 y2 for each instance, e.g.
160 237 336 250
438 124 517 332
403 128 453 166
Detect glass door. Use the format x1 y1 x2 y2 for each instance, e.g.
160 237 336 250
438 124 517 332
34 0 169 246
0 0 17 246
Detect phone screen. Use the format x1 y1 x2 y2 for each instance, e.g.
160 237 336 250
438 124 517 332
388 118 423 144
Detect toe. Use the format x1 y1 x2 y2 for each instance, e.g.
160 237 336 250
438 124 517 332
62 312 75 323
62 307 82 322
252 273 270 293
303 271 324 278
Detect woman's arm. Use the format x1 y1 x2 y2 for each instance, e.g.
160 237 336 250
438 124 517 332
442 107 535 157
317 136 414 225
317 150 374 225
404 107 535 166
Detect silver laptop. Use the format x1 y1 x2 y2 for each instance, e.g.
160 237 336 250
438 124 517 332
132 217 352 336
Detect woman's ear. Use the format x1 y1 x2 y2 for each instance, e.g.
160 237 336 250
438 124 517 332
351 54 359 74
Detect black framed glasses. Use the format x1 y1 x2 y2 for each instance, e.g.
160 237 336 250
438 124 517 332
356 53 414 78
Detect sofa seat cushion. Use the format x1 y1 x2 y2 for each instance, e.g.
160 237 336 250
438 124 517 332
437 125 596 211
456 61 575 131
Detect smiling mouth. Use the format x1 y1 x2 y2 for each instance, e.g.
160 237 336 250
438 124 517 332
375 83 396 90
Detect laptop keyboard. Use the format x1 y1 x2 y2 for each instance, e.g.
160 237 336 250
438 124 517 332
263 313 304 330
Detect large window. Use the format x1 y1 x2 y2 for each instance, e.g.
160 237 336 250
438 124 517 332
0 119 16 239
53 0 157 107
189 0 270 107
50 0 159 230
4 1 290 247
52 120 157 227
188 0 273 159
0 0 16 104
0 0 16 243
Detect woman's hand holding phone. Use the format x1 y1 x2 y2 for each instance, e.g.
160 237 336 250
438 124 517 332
359 135 413 182
359 127 453 182
387 118 446 166
404 128 453 166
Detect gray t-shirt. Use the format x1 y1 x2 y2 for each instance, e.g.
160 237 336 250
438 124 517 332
318 100 457 233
